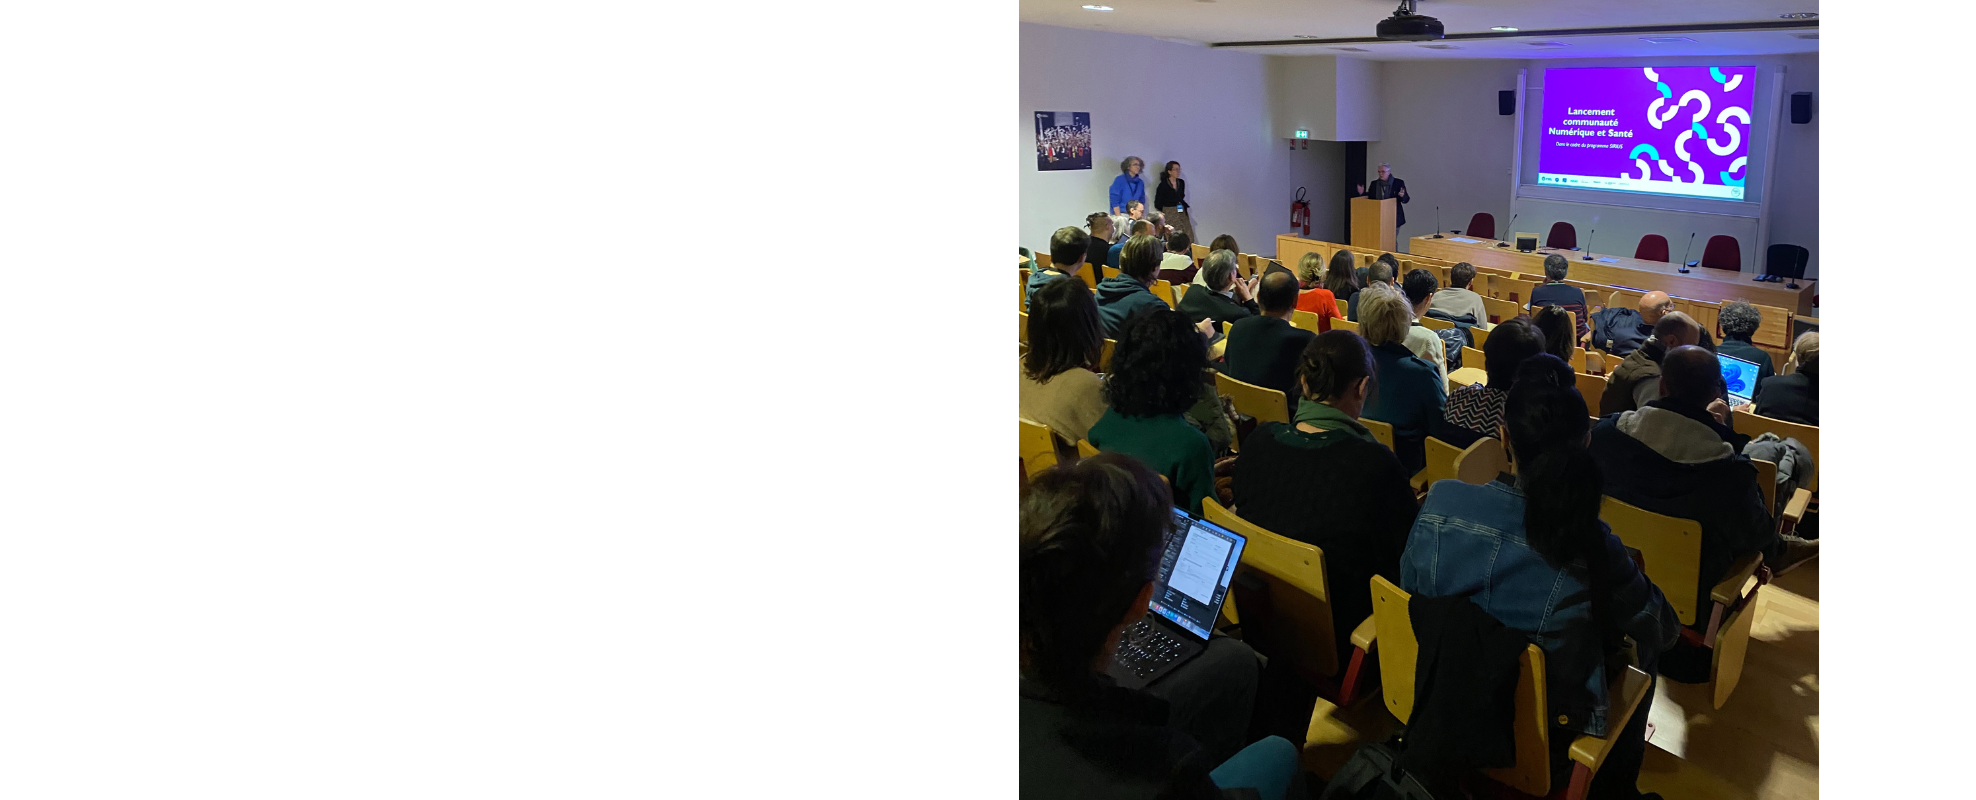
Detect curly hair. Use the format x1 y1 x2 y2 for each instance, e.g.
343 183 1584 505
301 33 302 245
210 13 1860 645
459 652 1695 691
1719 301 1762 340
1020 453 1172 689
1104 308 1208 418
1296 330 1377 403
1120 156 1144 175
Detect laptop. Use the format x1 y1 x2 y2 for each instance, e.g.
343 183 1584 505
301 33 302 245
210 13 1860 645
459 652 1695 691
1718 352 1761 406
1106 507 1248 690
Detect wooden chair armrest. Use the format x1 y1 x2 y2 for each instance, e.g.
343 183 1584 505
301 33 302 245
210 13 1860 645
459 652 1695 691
1568 665 1652 771
1781 487 1812 525
1710 552 1764 607
1350 614 1378 651
1409 468 1429 493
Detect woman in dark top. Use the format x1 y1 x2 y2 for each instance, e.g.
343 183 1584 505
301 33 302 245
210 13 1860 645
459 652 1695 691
1322 249 1361 315
1532 305 1577 363
1231 330 1419 659
1021 454 1300 800
1434 316 1544 448
1154 161 1194 244
1089 309 1219 515
1752 332 1817 425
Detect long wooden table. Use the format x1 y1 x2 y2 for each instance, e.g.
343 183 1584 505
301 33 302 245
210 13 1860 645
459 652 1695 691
1404 235 1816 315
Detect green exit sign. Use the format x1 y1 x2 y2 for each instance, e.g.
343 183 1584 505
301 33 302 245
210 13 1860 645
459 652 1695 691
1295 130 1309 139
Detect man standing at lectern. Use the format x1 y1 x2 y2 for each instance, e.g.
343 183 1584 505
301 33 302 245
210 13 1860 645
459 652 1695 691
1353 163 1410 241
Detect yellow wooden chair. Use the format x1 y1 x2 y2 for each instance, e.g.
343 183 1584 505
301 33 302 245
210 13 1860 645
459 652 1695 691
1606 289 1644 317
1076 438 1101 459
1732 410 1818 493
1574 372 1607 404
1333 318 1359 334
1452 436 1510 485
1339 297 1350 319
1035 252 1052 269
1080 265 1100 290
1347 575 1652 800
1491 276 1538 306
1413 436 1463 493
1214 372 1291 454
1417 315 1455 332
1019 311 1029 345
1482 296 1522 326
1290 310 1324 334
1099 338 1117 372
1191 242 1209 267
1750 459 1816 539
1449 346 1488 388
1150 279 1177 308
1019 419 1059 478
1204 498 1364 694
1102 265 1121 280
1599 496 1766 709
1018 278 1027 312
1358 417 1396 450
1172 283 1188 304
1469 324 1491 348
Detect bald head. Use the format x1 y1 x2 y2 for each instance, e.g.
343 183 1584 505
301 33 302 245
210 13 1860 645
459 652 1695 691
1639 291 1674 323
1659 345 1723 406
1654 311 1700 349
1259 271 1300 316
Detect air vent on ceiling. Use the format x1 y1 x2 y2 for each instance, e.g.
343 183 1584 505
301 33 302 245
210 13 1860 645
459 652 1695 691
1333 46 1371 52
1524 41 1570 48
1793 32 1819 39
1419 44 1461 50
1640 36 1696 44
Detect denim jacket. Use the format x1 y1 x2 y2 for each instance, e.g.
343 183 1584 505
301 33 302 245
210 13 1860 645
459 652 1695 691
1401 477 1680 738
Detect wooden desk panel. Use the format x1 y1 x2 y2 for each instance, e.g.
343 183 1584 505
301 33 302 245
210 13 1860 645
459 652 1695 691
1407 235 1815 315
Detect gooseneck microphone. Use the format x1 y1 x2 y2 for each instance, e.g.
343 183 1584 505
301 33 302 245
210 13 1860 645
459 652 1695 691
1431 206 1443 239
1677 232 1696 273
1581 230 1596 260
1495 214 1518 247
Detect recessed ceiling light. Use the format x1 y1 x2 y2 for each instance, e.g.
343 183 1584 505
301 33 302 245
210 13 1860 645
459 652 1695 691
1780 12 1817 19
1640 36 1697 44
1490 26 1518 32
1082 4 1113 10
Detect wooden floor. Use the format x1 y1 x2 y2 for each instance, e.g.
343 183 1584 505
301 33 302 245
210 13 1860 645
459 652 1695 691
1637 560 1819 800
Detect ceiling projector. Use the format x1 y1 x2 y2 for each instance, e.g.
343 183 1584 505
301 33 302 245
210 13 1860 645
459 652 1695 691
1376 0 1445 41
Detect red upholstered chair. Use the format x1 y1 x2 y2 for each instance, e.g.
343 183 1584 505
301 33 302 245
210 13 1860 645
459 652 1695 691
1546 222 1577 250
1633 234 1670 263
1700 235 1742 271
1464 212 1495 240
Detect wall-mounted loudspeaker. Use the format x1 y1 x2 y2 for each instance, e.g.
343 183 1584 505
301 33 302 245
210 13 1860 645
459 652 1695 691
1790 92 1813 124
1498 90 1515 116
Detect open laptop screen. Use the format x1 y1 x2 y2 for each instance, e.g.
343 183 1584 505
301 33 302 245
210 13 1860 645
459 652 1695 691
1148 514 1247 641
1718 353 1760 405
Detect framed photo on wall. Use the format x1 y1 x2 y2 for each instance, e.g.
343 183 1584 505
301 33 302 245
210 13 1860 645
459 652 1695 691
1035 111 1091 171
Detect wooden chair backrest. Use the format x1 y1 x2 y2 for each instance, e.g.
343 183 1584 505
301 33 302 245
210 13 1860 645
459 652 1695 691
1673 297 1722 340
1732 410 1817 492
1019 311 1029 344
1603 352 1624 373
1492 276 1538 306
1019 278 1027 312
1333 318 1359 334
1475 265 1516 280
1214 372 1291 425
1099 338 1117 372
1172 283 1188 304
1239 253 1261 278
1102 266 1121 280
1417 315 1455 332
1574 372 1607 405
1019 419 1058 477
1481 296 1522 325
1419 437 1463 489
1080 265 1100 289
1607 289 1644 315
1469 324 1491 348
1454 436 1510 484
1203 498 1340 678
1076 438 1101 459
1747 301 1793 348
1150 280 1176 308
1600 496 1705 625
1290 310 1324 334
1191 242 1209 266
1751 458 1778 516
1565 280 1611 309
1359 417 1396 450
1461 346 1487 374
1035 252 1052 269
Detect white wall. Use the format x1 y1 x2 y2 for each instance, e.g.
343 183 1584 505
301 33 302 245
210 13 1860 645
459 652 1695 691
1334 56 1383 142
1020 23 1339 258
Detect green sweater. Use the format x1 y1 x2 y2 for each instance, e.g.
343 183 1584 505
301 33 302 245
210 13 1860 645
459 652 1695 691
1087 410 1217 515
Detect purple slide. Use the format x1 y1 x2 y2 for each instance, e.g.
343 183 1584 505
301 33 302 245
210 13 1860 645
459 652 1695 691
1536 66 1757 201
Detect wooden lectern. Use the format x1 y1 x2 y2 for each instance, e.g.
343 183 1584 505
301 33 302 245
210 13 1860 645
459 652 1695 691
1350 197 1397 252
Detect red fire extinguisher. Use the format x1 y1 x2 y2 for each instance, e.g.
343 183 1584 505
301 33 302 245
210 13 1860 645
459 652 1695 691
1290 187 1310 237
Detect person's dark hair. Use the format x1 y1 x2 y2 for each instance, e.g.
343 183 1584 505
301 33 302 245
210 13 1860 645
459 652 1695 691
1482 317 1546 391
1659 345 1723 407
1105 308 1209 417
1323 250 1360 295
1365 258 1395 287
1201 250 1238 291
1024 276 1104 383
1120 234 1164 281
1374 253 1400 272
1719 301 1761 341
1167 229 1192 254
1049 226 1089 270
1209 234 1240 255
1296 330 1377 403
1259 271 1299 314
1402 268 1437 307
1503 354 1602 571
1532 305 1575 361
1020 453 1172 689
1163 160 1181 182
1449 261 1476 290
1542 253 1569 283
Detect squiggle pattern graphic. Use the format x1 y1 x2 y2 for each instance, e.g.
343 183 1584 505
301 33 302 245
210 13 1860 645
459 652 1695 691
1634 67 1749 188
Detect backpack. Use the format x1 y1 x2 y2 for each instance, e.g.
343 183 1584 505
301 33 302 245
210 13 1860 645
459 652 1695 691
1591 307 1647 357
1317 738 1440 800
1434 327 1469 372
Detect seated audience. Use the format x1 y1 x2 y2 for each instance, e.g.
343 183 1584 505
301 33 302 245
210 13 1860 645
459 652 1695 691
1192 234 1242 288
1323 250 1361 318
1090 309 1219 514
1433 317 1545 448
1400 269 1449 385
1231 330 1418 659
1752 332 1818 425
1021 277 1109 447
1021 454 1298 799
1292 253 1342 328
1096 234 1173 338
1161 230 1196 275
1528 254 1590 343
1178 250 1259 336
1716 301 1775 384
1589 345 1818 627
1404 354 1680 799
1346 258 1397 323
1026 226 1088 310
1532 305 1577 365
1084 213 1115 283
1358 286 1446 473
1599 312 1701 416
1109 220 1153 268
1593 291 1671 358
1225 272 1316 416
1427 261 1487 323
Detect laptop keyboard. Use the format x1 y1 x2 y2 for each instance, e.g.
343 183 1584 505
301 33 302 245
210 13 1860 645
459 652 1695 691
1114 619 1186 679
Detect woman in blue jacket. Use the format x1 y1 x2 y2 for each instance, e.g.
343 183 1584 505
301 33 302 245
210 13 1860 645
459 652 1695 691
1109 156 1146 215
